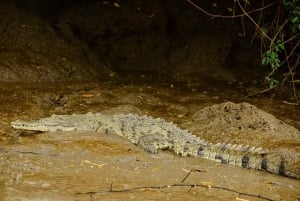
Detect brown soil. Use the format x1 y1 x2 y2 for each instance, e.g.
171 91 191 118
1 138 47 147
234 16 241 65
0 77 300 201
0 0 266 84
0 1 299 200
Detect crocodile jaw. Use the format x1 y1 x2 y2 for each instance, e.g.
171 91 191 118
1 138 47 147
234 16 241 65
11 120 76 132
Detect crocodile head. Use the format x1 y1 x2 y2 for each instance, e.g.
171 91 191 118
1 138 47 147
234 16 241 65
11 118 76 132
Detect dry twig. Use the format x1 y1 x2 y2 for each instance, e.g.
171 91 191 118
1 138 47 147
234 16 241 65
76 168 276 201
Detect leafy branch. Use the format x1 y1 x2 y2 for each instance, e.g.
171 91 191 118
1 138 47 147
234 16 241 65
186 0 300 101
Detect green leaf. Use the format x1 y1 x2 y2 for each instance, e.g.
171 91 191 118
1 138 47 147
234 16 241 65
262 57 267 65
265 77 279 88
270 51 277 59
278 43 284 50
291 16 299 24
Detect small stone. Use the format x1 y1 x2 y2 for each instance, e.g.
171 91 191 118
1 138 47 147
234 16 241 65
15 173 22 184
26 181 37 186
41 183 51 188
177 114 185 118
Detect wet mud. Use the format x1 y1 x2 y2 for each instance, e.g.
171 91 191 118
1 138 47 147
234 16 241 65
0 76 300 201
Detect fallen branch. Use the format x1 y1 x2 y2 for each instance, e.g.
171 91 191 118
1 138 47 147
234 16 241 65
1 147 58 156
246 86 277 97
181 168 206 183
185 0 275 21
76 168 276 201
77 183 275 201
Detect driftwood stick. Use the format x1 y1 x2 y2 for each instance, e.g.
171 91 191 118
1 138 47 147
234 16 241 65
76 168 276 201
180 168 205 183
76 183 275 201
246 86 277 97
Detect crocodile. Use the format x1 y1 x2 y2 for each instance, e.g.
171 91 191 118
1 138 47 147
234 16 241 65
11 112 299 179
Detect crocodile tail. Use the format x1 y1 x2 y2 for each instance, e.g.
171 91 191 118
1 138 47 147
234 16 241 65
263 154 300 179
197 142 299 179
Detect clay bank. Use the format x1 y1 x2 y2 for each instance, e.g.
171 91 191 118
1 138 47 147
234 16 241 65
0 0 299 201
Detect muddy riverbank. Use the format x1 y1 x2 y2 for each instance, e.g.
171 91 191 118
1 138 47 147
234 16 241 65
0 76 299 201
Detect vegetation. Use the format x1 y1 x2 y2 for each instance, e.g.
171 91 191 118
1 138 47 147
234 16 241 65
258 0 299 95
187 0 300 101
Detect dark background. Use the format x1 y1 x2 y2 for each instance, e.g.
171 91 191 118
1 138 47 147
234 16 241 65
0 0 264 83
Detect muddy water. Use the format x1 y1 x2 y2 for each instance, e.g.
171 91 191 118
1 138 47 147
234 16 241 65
0 76 300 201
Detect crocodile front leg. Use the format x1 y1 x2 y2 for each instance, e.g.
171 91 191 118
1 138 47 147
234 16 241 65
137 133 173 154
